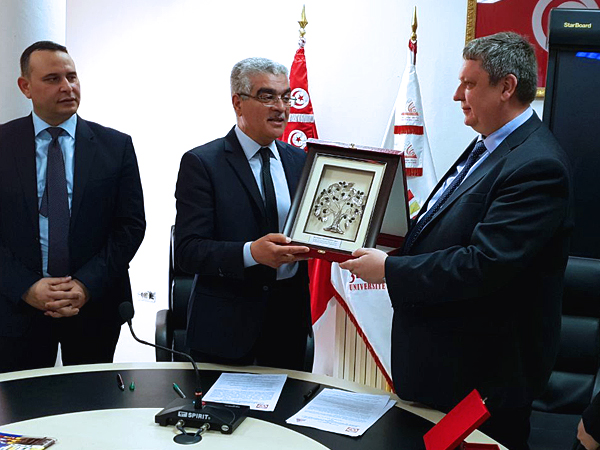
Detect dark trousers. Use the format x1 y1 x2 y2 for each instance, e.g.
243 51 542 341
477 404 532 450
0 312 121 373
191 328 308 371
192 277 310 371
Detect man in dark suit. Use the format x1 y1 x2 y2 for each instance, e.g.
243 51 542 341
174 57 311 370
579 392 600 450
341 32 573 450
579 393 600 449
0 41 145 373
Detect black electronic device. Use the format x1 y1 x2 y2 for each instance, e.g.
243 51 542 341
544 8 600 258
118 303 249 439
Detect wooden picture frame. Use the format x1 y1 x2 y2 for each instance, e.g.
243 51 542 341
283 139 404 262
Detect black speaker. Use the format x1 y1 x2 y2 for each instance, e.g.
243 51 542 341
544 8 600 258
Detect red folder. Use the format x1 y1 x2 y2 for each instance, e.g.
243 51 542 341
423 389 499 450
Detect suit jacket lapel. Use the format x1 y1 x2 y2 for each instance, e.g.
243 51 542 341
418 112 542 230
71 117 98 228
450 137 510 199
413 143 473 224
444 112 542 208
223 127 266 217
11 116 39 232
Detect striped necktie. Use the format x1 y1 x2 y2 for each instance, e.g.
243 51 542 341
402 140 487 254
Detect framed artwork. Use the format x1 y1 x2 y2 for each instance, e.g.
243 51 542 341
283 139 404 262
466 0 600 98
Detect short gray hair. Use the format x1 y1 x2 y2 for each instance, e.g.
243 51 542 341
463 32 537 105
230 57 288 95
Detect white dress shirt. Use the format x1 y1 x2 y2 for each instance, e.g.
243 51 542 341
234 126 297 280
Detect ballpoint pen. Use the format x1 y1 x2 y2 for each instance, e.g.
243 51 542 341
116 373 125 391
173 382 186 399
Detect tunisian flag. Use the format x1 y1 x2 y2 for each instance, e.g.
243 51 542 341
280 38 337 375
281 40 318 149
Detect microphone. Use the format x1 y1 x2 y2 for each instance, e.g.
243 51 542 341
118 302 248 437
119 302 202 402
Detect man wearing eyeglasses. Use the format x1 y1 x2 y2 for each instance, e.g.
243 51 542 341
174 57 312 370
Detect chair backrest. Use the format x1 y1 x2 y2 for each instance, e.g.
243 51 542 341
532 256 600 414
169 225 194 360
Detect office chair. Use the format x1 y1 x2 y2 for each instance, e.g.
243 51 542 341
155 226 315 371
529 256 600 450
155 226 193 362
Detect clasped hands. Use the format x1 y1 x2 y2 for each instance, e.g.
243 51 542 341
22 276 89 318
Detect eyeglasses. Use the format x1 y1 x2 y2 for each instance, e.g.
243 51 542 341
238 92 294 107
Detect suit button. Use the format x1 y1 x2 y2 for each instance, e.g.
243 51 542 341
263 286 269 292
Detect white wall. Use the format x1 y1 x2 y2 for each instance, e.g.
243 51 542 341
61 0 543 362
0 0 67 122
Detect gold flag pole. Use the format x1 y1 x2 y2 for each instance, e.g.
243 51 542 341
299 5 308 39
410 6 418 65
411 6 417 43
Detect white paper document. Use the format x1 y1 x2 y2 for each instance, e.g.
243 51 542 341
202 373 287 412
286 388 396 437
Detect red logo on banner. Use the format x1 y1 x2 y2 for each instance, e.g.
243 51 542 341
401 100 419 116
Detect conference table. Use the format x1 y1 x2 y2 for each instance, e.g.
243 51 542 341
0 362 504 449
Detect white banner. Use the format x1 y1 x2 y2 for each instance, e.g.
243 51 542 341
330 263 393 382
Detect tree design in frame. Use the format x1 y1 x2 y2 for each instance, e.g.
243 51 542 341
312 181 367 235
303 163 375 243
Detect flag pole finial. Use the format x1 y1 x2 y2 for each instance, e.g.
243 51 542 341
299 5 308 38
411 6 418 43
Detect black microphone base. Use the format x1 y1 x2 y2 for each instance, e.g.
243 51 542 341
155 398 249 434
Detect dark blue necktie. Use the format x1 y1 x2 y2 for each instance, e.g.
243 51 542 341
402 140 487 254
39 127 70 276
259 147 279 234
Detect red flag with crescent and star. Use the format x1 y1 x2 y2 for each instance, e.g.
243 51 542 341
281 36 337 375
281 40 318 149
